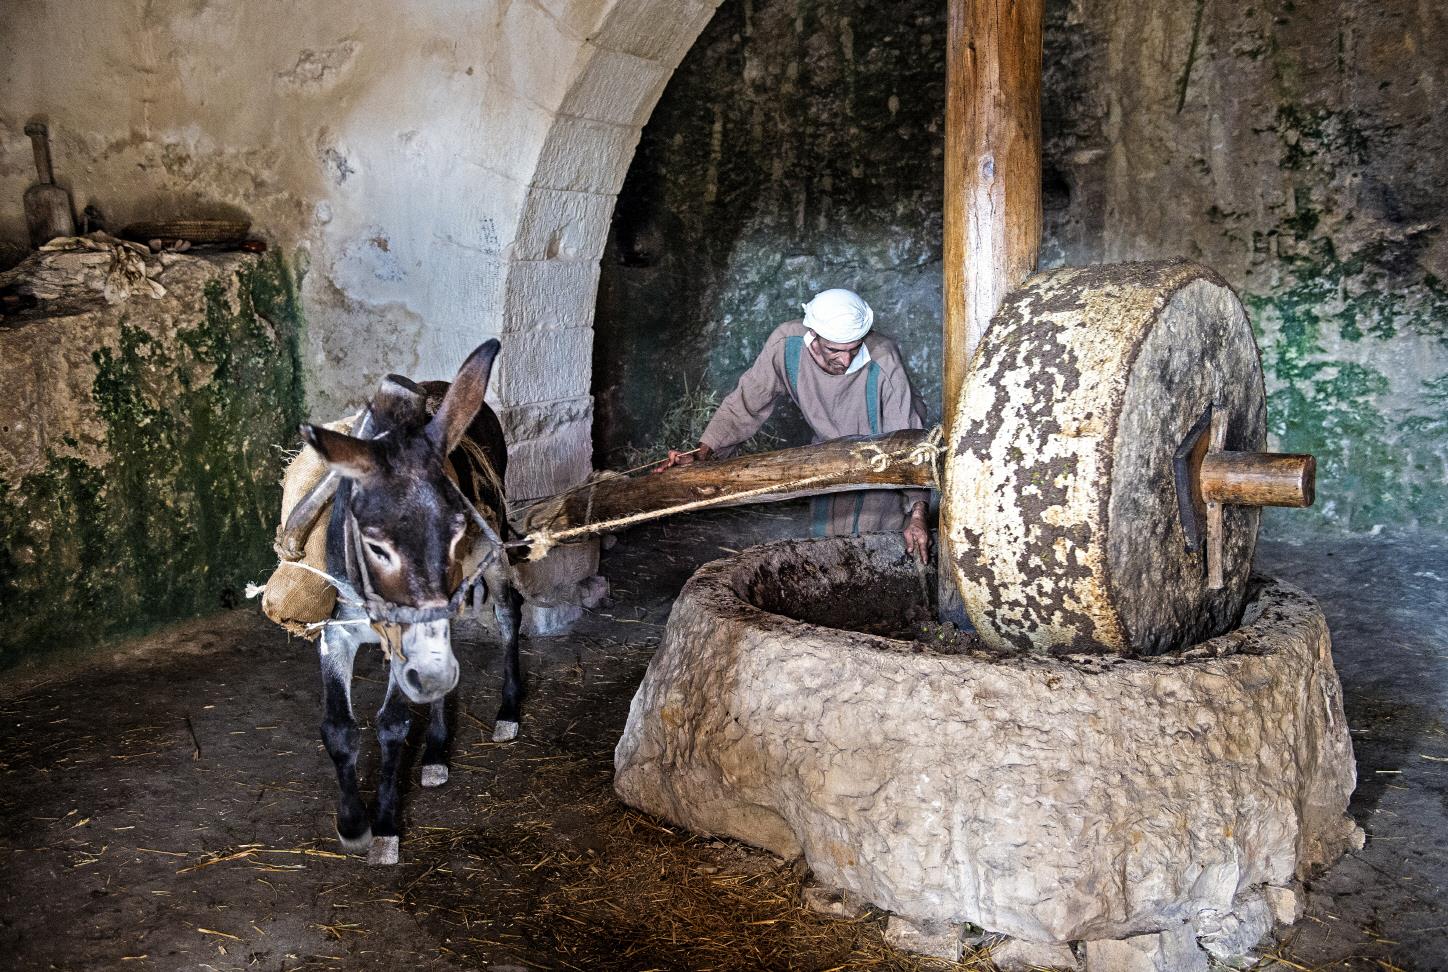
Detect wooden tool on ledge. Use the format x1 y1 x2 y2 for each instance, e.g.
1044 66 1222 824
23 121 75 247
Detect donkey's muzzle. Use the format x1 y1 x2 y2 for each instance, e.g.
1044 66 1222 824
397 620 459 703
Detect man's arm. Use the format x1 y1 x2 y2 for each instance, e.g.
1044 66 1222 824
656 331 789 471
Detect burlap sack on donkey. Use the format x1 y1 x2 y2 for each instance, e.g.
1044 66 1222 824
261 414 357 639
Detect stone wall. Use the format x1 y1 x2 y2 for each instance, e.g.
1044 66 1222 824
0 252 305 666
594 0 1448 534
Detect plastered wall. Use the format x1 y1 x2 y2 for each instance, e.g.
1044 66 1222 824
0 0 721 507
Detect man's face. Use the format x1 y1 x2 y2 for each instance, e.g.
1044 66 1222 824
810 335 865 375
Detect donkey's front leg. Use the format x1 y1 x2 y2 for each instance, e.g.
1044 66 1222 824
368 676 412 866
493 582 524 742
319 628 370 854
420 697 450 788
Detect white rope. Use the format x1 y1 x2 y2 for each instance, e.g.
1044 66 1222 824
855 424 944 473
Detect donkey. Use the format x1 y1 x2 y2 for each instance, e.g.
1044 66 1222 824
287 340 522 865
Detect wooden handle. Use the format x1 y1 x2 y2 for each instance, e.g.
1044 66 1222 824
24 122 55 185
1199 452 1315 508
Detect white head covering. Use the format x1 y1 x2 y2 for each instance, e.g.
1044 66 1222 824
801 288 874 344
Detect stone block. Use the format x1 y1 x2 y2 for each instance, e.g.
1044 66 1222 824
494 0 586 108
523 600 584 637
502 258 600 333
494 326 593 407
590 0 719 64
513 540 599 603
1193 892 1272 963
529 0 612 40
516 540 598 637
502 412 591 502
883 916 961 962
613 536 1359 944
990 938 1082 971
531 114 641 196
1082 926 1206 972
500 397 593 445
511 188 615 263
1264 885 1301 926
802 883 867 918
557 46 673 128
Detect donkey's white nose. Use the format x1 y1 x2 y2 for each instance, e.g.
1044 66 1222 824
399 620 458 702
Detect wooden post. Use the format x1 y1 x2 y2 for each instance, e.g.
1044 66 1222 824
941 0 1043 617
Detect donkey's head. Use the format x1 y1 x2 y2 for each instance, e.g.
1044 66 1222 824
302 340 501 704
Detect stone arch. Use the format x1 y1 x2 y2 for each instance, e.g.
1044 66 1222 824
495 0 722 503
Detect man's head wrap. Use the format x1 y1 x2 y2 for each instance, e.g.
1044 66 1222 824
801 288 874 344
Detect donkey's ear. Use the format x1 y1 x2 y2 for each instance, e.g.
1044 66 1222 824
427 339 500 454
301 424 383 480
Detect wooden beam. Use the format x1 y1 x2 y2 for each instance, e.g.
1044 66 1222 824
516 430 936 544
944 0 1044 388
942 0 1044 614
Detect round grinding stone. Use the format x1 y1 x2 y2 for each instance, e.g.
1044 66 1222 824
945 261 1267 656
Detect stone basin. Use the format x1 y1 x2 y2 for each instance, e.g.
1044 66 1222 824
613 534 1360 961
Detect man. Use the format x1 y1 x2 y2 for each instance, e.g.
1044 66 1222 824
657 288 931 561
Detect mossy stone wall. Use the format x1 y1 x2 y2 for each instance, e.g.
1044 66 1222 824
0 253 305 667
594 0 1446 534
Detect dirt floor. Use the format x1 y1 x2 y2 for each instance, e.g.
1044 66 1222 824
1 508 1445 971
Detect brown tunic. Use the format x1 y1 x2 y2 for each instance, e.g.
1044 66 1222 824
700 320 929 535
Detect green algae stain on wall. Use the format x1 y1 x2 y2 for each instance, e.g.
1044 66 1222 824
1246 106 1448 534
0 253 305 666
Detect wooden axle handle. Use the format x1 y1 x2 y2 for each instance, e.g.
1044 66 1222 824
1199 451 1315 508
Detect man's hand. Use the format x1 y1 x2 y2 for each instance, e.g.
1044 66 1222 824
903 502 930 563
653 442 712 474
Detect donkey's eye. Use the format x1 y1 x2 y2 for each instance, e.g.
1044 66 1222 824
365 542 394 564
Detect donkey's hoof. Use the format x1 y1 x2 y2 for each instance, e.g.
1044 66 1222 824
368 835 400 866
421 764 449 788
336 826 373 855
492 720 519 743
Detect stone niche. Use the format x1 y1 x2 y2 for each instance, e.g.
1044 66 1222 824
614 534 1361 967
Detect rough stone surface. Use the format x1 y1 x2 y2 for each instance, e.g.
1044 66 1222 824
1263 884 1301 926
1082 925 1206 972
1192 890 1273 962
801 883 867 918
991 938 1082 971
613 534 1358 945
946 261 1265 657
882 916 961 962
